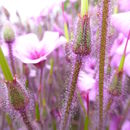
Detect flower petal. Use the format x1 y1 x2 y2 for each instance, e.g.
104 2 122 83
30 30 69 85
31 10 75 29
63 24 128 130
111 12 130 36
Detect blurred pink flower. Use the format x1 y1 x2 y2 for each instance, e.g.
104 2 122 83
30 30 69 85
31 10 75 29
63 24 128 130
110 33 130 76
121 120 130 130
13 31 66 64
118 0 130 11
70 0 77 3
111 12 130 36
109 115 120 130
77 71 97 101
110 11 130 76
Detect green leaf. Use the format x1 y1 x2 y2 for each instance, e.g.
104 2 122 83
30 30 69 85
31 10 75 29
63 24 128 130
84 116 89 130
35 102 40 121
64 23 69 42
118 54 125 72
0 47 13 81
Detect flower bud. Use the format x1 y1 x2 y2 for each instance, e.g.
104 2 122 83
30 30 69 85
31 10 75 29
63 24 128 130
108 71 122 96
6 78 29 110
73 14 91 55
3 24 15 44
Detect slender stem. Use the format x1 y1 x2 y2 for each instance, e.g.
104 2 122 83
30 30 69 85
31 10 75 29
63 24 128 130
62 2 69 42
99 0 109 129
81 0 88 17
60 55 82 130
19 109 33 130
118 30 130 72
8 44 16 76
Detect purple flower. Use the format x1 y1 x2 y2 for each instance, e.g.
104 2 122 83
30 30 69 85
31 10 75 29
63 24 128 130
111 12 130 37
13 31 66 64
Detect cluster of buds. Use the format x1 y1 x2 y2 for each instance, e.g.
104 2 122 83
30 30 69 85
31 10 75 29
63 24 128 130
73 14 91 56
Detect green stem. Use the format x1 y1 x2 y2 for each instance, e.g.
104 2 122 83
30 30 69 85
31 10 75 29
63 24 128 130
60 55 82 130
81 0 88 17
99 0 109 129
0 47 13 81
118 30 130 72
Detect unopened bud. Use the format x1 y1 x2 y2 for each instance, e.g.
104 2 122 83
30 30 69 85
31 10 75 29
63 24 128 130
6 78 29 110
108 71 122 96
3 24 15 44
73 14 91 55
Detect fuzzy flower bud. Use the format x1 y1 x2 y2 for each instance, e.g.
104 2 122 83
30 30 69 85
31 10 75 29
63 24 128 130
3 24 15 44
108 71 122 96
73 14 91 55
6 78 29 110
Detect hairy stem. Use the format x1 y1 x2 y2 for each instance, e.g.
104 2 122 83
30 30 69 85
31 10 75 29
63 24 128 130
8 44 16 76
99 0 109 129
19 109 33 130
60 55 82 130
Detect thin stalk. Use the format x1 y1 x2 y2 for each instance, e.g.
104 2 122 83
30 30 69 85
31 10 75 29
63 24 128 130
60 55 82 130
62 2 69 42
8 44 16 75
81 0 88 17
19 109 33 130
118 30 130 72
99 0 109 129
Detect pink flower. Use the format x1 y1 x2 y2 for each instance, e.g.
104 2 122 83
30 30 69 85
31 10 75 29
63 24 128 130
110 12 130 76
121 120 130 130
118 0 130 11
110 33 130 76
77 71 97 101
111 12 130 37
70 0 77 3
13 31 66 64
109 115 120 130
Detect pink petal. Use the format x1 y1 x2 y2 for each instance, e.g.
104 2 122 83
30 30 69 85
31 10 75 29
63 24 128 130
116 38 130 55
121 120 130 130
40 31 67 56
111 12 130 36
118 0 130 11
110 33 124 56
110 54 121 68
78 71 95 92
124 54 130 76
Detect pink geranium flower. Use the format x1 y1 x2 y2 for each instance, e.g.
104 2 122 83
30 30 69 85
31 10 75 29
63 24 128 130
77 71 97 101
13 31 66 64
111 12 130 37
